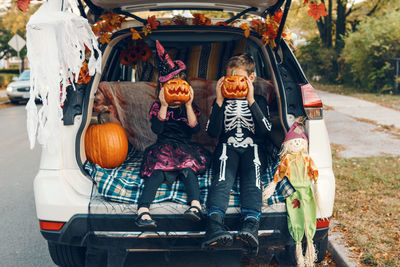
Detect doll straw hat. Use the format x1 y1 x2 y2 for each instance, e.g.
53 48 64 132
156 40 186 83
284 122 308 143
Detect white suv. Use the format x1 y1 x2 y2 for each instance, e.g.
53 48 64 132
33 1 335 266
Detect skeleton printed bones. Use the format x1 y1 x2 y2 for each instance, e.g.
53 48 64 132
206 95 272 221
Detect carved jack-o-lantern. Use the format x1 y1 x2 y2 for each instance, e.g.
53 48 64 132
221 75 249 99
163 79 191 104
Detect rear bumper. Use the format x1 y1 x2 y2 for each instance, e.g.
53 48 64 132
41 213 328 252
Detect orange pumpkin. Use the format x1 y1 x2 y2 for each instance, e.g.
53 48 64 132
85 122 128 168
221 75 249 99
163 79 191 104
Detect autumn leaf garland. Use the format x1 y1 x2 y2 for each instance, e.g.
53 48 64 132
84 6 328 77
239 10 285 48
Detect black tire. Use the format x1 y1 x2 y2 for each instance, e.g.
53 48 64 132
48 242 86 267
315 234 328 263
10 100 19 105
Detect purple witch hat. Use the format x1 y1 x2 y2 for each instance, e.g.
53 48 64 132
156 40 186 83
284 122 309 143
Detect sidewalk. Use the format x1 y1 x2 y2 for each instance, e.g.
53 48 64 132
317 90 400 129
318 90 400 158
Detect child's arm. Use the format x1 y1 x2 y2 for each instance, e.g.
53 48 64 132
149 90 169 134
246 78 271 136
185 87 201 133
206 77 225 137
250 95 272 136
246 77 271 136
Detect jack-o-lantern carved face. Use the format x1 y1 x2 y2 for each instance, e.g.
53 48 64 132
221 75 249 98
163 79 191 104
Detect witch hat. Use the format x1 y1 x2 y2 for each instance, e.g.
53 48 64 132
284 121 308 143
156 40 186 83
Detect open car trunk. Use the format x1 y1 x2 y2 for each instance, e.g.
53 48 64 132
83 27 289 217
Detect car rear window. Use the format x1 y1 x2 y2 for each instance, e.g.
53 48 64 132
102 33 272 83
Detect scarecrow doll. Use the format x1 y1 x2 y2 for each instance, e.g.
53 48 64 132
263 121 320 267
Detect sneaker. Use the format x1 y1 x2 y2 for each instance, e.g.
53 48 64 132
201 213 233 248
237 217 259 248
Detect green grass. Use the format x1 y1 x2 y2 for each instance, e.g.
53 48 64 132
314 83 400 111
331 144 400 266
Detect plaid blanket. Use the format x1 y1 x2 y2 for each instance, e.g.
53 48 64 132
85 149 294 207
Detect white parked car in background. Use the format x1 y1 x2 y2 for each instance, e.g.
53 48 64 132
6 70 31 104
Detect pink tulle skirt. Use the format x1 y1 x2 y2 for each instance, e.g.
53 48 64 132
140 142 209 179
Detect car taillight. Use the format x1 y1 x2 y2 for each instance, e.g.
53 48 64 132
39 220 65 231
316 218 330 229
301 83 323 120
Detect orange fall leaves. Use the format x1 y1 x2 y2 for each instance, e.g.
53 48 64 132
306 1 327 21
91 13 126 44
239 10 284 48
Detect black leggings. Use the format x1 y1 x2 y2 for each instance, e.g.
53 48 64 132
138 168 200 209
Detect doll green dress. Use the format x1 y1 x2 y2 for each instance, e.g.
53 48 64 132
274 153 319 266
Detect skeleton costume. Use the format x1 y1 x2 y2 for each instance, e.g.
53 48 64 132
206 95 272 218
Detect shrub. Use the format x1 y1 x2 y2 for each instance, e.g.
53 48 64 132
342 10 400 93
296 38 339 83
0 73 18 89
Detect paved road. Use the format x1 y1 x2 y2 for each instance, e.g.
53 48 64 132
0 105 53 266
318 90 400 158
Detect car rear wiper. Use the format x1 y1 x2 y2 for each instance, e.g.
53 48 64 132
113 8 148 25
224 7 258 24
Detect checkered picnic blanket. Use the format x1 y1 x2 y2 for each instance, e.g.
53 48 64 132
85 149 294 207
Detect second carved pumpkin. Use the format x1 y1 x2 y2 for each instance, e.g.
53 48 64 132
163 79 191 104
221 75 249 99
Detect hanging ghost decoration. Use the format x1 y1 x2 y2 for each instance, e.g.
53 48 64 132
25 0 101 151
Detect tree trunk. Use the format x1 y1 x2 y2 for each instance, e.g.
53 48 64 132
335 0 347 52
316 0 333 48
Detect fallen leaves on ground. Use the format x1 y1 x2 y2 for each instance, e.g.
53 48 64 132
332 144 400 266
0 103 15 109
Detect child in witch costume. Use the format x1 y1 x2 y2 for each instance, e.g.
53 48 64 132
202 54 272 251
263 121 320 267
136 40 209 228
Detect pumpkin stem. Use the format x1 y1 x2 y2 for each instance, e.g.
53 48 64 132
98 111 107 124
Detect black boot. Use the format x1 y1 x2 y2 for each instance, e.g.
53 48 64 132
238 217 259 248
201 213 233 248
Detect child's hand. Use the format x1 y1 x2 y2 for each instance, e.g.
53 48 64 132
185 87 194 107
216 77 225 107
246 76 255 106
159 87 168 107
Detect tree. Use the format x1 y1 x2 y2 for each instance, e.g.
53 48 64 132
316 0 386 51
342 9 400 93
0 1 39 62
291 0 393 82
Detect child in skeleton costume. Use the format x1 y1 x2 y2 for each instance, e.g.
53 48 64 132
263 121 319 267
136 40 209 228
202 54 272 250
